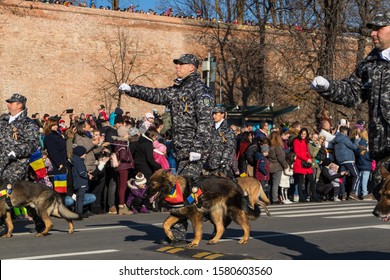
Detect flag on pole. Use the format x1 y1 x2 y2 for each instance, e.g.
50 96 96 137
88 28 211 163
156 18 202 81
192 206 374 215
29 149 47 179
54 174 67 193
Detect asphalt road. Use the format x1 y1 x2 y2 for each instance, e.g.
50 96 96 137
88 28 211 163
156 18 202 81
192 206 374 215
1 200 389 260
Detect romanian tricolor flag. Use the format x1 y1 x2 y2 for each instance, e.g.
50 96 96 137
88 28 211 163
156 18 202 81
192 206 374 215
164 181 184 204
29 149 47 179
54 174 67 194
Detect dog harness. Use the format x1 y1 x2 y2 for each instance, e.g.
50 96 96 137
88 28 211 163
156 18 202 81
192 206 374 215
164 180 203 205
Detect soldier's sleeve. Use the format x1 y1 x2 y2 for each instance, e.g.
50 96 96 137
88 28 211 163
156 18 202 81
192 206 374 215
193 89 215 155
318 61 368 107
221 128 236 164
13 120 40 159
123 85 173 106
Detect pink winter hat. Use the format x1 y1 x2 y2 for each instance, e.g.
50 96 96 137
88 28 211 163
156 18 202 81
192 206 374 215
153 140 166 153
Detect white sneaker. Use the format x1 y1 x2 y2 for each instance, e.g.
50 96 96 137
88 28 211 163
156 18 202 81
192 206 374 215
333 196 341 202
284 199 293 204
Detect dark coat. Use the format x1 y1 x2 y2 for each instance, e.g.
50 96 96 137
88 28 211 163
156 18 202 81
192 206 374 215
71 155 89 190
133 134 161 180
43 130 67 174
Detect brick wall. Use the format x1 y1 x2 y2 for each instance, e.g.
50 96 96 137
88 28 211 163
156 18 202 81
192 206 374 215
0 0 207 120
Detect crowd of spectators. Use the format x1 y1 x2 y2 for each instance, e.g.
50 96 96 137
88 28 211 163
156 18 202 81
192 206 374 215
235 112 375 204
26 0 301 29
20 103 375 223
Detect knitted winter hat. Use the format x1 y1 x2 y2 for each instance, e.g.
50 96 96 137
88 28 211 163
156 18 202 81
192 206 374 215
153 140 167 153
134 172 147 186
117 126 129 138
73 146 87 157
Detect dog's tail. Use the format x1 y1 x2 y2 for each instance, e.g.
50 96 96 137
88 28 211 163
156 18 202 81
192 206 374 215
56 202 81 220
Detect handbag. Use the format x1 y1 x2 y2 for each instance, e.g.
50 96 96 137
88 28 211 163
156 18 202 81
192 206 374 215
110 152 120 168
301 161 312 168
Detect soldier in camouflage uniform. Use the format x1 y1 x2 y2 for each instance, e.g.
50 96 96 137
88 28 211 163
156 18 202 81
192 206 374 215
119 53 215 243
0 93 41 235
204 105 237 178
311 10 390 199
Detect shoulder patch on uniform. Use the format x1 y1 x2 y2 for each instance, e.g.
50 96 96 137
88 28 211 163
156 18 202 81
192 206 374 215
200 94 212 107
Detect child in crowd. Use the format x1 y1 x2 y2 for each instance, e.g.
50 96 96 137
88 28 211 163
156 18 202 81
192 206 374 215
279 152 295 204
356 139 373 199
254 145 270 199
153 140 170 170
329 162 342 200
126 172 150 214
71 146 93 217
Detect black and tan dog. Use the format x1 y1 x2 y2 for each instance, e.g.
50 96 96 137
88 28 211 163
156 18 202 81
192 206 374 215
148 169 269 247
373 166 390 222
0 180 80 237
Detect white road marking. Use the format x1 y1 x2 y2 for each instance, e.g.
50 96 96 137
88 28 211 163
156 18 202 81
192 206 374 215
276 209 372 218
11 223 163 236
272 205 373 215
6 249 119 260
221 224 390 242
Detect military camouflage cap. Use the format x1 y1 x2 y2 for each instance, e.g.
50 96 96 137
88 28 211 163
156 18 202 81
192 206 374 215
366 10 390 28
173 54 200 68
6 93 27 105
212 105 226 113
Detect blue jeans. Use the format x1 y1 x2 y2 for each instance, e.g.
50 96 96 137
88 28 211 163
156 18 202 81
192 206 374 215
358 171 370 196
64 193 96 207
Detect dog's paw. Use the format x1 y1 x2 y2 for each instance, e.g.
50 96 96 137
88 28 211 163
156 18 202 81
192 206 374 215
207 238 219 245
238 238 249 244
187 242 199 247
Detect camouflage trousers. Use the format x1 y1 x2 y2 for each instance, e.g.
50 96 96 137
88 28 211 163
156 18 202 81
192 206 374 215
0 160 29 184
169 160 203 242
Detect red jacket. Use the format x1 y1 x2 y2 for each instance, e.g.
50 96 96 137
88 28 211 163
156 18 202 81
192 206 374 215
293 138 313 175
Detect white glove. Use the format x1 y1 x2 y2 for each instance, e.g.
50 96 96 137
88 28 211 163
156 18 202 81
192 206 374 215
118 83 131 92
189 152 201 161
310 76 330 92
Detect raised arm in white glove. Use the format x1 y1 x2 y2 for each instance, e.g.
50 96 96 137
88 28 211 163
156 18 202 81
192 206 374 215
118 83 131 92
189 152 201 161
310 76 330 92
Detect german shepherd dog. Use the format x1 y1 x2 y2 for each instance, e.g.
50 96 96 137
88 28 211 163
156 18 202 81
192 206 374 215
0 180 80 237
148 169 269 247
373 166 390 222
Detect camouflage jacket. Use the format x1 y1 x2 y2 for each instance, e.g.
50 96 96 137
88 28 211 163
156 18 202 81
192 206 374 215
205 119 236 171
124 72 215 161
318 48 390 161
0 109 40 179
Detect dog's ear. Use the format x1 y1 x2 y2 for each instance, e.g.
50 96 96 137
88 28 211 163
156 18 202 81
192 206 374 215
380 165 390 180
